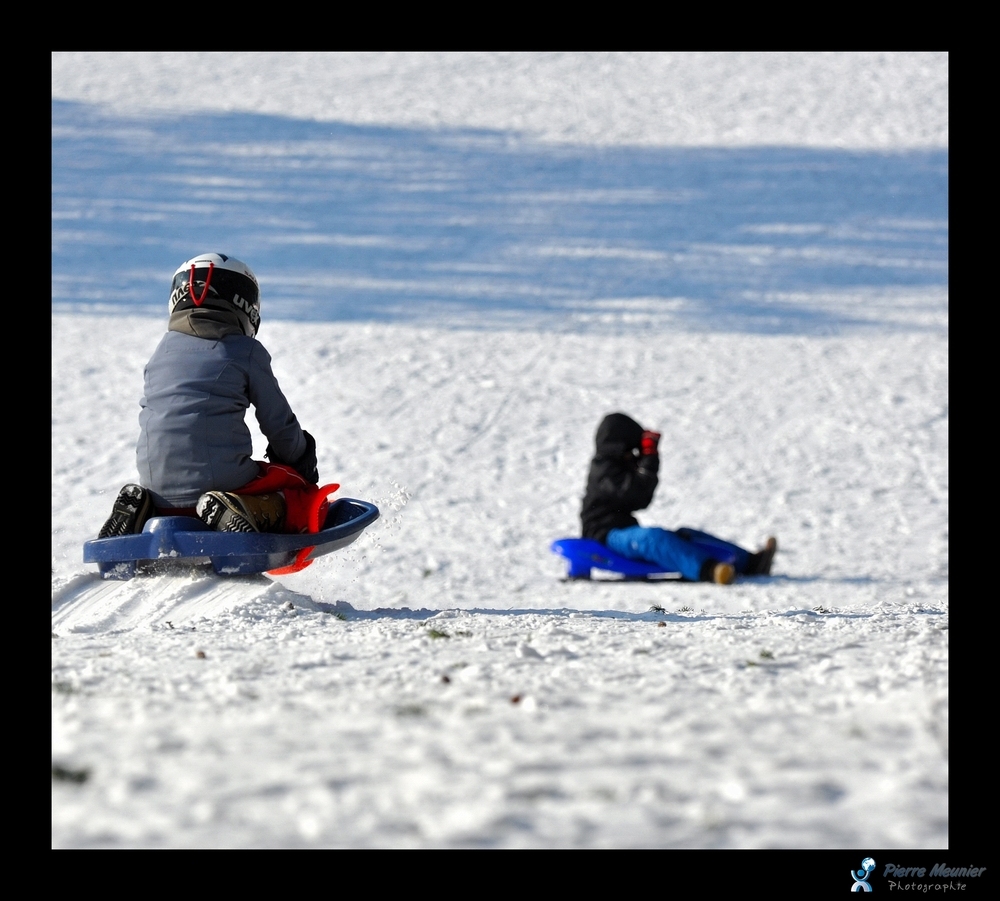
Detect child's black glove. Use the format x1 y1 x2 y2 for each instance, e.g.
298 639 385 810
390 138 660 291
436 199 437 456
267 430 319 484
293 431 319 484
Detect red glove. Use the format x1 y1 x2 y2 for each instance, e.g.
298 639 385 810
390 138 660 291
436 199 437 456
641 430 661 455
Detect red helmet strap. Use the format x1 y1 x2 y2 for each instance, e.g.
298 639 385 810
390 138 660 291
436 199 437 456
188 262 215 306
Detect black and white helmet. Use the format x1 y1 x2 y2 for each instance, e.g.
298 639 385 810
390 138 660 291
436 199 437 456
168 253 261 336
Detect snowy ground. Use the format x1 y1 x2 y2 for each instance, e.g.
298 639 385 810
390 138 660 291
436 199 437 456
52 52 948 850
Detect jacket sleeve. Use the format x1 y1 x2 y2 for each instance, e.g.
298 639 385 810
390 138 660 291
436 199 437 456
593 454 659 511
246 342 306 465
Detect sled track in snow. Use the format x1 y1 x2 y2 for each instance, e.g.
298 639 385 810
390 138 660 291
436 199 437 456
50 569 315 634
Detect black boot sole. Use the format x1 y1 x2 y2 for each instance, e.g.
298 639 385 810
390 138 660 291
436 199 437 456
98 485 153 539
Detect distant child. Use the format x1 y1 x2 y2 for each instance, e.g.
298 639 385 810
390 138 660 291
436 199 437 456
580 412 777 584
98 253 329 539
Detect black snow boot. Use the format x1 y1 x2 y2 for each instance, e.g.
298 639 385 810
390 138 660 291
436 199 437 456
98 484 154 539
746 536 778 575
196 491 286 533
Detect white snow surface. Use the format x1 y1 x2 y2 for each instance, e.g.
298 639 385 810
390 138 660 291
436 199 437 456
52 52 948 849
52 51 948 149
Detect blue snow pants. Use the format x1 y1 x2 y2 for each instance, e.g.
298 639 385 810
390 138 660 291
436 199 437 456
605 526 751 582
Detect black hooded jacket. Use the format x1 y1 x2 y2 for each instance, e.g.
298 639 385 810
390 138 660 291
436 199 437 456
580 412 659 542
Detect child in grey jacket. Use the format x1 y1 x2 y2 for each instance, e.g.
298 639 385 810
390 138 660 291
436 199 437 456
98 253 319 538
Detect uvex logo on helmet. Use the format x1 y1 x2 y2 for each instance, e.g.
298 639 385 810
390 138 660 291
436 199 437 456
169 253 262 337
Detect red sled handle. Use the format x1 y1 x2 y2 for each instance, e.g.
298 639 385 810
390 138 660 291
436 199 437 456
268 482 341 575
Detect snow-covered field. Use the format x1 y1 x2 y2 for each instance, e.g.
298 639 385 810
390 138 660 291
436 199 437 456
52 53 948 850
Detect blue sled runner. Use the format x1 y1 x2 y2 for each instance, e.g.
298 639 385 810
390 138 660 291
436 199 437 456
551 538 683 581
84 498 380 580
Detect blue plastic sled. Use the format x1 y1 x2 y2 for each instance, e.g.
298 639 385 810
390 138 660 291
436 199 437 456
550 538 684 581
84 497 380 580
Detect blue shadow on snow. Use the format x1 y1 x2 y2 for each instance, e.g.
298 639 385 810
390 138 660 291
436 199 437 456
52 101 948 336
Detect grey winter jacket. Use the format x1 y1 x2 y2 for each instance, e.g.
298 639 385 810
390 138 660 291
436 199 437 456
136 325 307 508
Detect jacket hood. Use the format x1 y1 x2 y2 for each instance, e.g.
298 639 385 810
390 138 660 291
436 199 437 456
168 304 248 340
594 412 644 457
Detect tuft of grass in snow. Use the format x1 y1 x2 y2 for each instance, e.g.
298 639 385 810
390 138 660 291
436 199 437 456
427 629 450 639
648 604 666 614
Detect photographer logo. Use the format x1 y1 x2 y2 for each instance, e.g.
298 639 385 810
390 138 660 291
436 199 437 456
851 858 876 892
